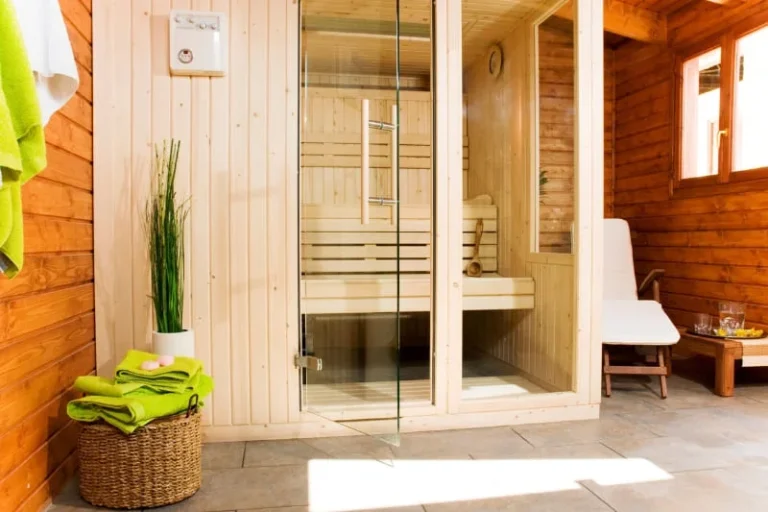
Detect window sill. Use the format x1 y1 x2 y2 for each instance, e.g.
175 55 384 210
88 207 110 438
672 167 768 198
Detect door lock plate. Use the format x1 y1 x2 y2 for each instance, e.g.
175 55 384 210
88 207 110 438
294 355 323 371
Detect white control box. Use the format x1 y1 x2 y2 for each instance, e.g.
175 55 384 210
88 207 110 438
169 10 227 77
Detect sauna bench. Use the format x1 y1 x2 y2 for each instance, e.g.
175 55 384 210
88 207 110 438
300 274 535 314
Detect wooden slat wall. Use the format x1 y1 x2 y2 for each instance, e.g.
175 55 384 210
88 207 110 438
612 2 768 331
605 46 616 218
538 25 575 253
94 0 301 429
0 1 93 510
301 88 468 206
537 26 616 242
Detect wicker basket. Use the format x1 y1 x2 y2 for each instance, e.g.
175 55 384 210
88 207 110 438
78 403 202 509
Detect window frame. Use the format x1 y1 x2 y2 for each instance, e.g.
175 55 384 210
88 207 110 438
673 13 768 195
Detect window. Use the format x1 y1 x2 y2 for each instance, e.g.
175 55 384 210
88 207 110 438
677 22 768 187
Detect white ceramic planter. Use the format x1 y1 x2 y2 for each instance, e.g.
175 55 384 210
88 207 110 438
153 329 195 357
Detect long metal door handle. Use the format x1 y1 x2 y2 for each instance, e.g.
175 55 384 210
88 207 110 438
361 99 370 225
369 197 399 205
390 104 398 225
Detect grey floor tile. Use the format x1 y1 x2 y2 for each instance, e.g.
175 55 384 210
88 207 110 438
236 508 308 512
422 487 612 511
153 466 309 511
47 477 132 511
619 407 768 447
513 415 658 448
602 435 739 473
583 464 768 512
513 442 622 461
243 439 330 467
203 441 246 470
303 435 398 462
394 427 532 460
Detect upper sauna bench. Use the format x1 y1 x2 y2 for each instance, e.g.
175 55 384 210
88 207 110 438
300 201 535 314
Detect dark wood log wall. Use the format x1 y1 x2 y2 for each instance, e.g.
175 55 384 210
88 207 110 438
538 25 615 252
612 1 768 331
0 0 93 510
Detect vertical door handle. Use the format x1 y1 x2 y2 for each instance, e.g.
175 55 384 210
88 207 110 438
390 104 398 225
361 99 370 225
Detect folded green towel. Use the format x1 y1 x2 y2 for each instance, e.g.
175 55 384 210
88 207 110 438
67 374 213 435
0 0 47 278
75 376 156 397
115 350 203 393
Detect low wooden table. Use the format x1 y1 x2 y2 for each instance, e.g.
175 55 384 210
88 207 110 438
677 329 768 397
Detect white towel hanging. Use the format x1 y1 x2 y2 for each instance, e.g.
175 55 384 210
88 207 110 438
12 0 80 126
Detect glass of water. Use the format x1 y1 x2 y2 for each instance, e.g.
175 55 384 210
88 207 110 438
718 301 746 335
693 313 713 335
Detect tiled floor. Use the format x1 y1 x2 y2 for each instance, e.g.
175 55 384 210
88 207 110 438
49 371 768 512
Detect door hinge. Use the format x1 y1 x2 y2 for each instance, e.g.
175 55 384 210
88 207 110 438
294 355 322 371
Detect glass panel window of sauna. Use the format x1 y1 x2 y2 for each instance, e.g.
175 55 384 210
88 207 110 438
733 25 768 173
680 47 722 180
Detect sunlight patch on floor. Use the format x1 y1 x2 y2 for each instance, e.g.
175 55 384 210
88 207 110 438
307 457 672 512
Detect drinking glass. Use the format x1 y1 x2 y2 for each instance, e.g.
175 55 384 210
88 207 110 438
693 313 712 335
718 301 746 335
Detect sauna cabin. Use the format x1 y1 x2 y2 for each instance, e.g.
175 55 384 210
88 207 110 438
87 0 605 441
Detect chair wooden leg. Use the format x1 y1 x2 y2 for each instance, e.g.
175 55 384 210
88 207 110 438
657 346 668 399
603 348 612 397
666 346 673 377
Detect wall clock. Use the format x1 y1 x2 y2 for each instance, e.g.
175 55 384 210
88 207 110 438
488 43 503 78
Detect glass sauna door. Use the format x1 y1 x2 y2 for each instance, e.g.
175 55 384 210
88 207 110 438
299 0 407 444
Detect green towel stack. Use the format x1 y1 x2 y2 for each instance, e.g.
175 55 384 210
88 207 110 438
0 0 48 277
68 351 213 435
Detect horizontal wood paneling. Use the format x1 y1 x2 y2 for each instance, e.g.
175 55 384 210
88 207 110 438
538 25 575 253
0 1 94 510
0 387 80 482
612 1 768 336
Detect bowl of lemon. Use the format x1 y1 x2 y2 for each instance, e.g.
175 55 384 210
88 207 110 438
712 327 765 339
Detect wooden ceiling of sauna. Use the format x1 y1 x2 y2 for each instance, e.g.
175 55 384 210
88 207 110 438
300 0 714 78
302 0 554 77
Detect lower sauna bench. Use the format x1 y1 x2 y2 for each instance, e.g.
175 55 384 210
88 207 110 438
301 274 534 314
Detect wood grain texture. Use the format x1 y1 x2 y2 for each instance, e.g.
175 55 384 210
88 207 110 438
612 1 768 338
0 2 94 509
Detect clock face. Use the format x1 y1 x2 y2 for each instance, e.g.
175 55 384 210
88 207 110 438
488 44 503 78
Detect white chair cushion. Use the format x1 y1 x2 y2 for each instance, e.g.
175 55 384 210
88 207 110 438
604 219 639 300
603 299 680 346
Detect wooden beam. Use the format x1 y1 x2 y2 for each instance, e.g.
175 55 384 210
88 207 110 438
555 0 667 44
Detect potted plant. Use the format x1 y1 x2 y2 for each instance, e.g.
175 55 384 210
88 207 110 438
145 139 193 357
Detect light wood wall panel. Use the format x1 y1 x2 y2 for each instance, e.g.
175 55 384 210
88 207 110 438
94 0 299 429
612 2 768 332
462 14 612 392
463 21 577 391
0 2 94 510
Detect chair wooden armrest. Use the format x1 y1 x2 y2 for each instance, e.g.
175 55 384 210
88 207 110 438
638 268 665 301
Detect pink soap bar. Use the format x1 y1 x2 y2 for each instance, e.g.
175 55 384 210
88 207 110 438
140 360 160 371
157 354 175 367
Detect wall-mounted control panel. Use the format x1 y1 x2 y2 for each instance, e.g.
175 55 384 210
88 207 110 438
169 10 227 76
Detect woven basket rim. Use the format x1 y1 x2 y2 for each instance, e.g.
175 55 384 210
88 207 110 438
80 409 200 433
